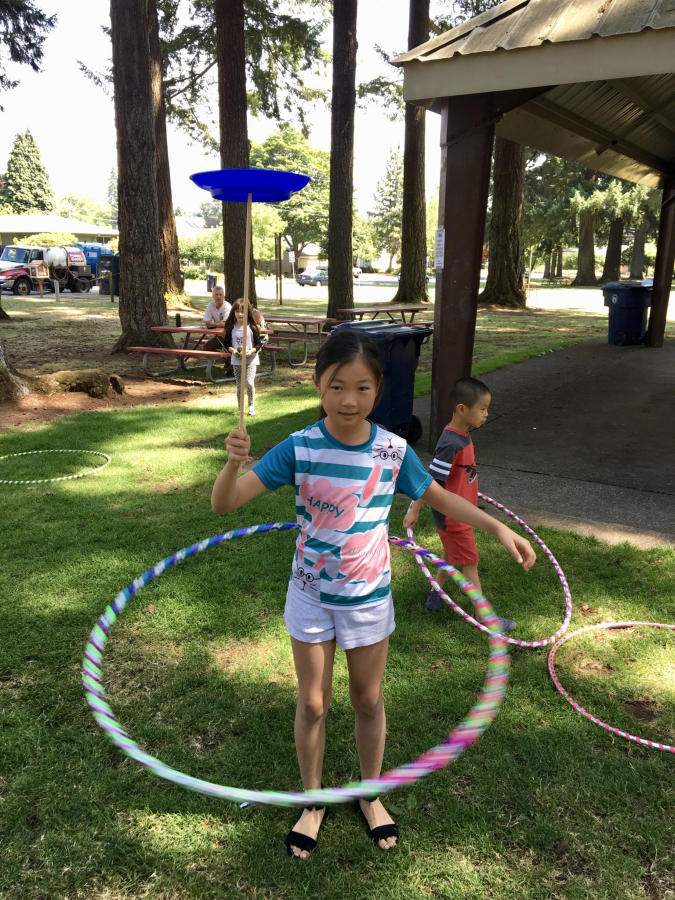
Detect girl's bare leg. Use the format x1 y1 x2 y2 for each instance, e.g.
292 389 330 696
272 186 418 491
288 636 335 859
345 637 397 849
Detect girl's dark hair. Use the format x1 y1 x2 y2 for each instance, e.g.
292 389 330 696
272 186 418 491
315 329 383 419
224 298 261 341
448 376 490 411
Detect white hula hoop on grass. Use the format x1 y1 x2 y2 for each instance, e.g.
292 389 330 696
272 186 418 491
0 449 111 485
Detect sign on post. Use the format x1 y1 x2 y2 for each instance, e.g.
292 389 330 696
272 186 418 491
434 229 445 269
287 251 296 263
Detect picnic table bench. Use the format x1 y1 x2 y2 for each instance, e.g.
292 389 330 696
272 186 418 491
336 305 428 324
127 326 284 384
263 315 337 364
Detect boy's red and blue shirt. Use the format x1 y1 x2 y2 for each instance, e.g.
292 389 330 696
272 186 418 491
428 426 478 534
253 419 432 609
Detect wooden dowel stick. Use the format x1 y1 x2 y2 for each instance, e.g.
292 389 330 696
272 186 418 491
238 193 253 433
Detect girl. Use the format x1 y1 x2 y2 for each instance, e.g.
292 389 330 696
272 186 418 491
223 298 263 416
211 330 535 859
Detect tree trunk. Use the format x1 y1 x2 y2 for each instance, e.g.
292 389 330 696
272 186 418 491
543 248 551 280
630 215 648 280
600 217 623 282
216 0 256 306
556 244 563 277
392 0 429 304
148 0 183 296
550 247 557 277
110 0 168 351
327 0 357 321
572 207 598 286
478 137 526 308
0 342 29 402
0 299 10 320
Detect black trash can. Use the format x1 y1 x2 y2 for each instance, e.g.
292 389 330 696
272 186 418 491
602 281 651 345
333 320 433 442
98 253 120 295
206 273 217 292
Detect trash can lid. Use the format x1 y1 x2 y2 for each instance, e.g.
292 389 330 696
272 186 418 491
333 320 432 341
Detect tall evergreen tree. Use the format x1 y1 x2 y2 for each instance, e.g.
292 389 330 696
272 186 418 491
110 0 167 351
107 167 118 228
162 0 329 149
215 0 255 305
0 1 56 99
369 150 403 272
148 0 182 296
327 0 358 320
393 0 430 304
479 138 526 307
2 130 56 213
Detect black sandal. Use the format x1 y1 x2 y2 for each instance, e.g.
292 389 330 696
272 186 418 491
285 787 329 859
356 797 399 848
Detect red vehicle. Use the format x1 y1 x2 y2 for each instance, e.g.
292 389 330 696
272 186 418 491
0 245 92 295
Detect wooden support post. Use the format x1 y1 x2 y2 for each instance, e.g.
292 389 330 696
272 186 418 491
646 175 675 348
431 95 495 449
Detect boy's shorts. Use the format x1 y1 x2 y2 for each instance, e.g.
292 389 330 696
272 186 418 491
284 590 395 650
437 526 480 566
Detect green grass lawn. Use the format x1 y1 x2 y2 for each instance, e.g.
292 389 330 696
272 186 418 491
2 386 675 899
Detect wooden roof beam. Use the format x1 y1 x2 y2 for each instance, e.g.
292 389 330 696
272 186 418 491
609 78 675 137
524 96 675 176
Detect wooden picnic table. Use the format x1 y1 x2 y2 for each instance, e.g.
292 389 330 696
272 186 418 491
336 305 428 324
126 325 278 383
262 315 337 360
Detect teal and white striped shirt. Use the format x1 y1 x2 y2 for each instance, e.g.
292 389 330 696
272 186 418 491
253 419 432 609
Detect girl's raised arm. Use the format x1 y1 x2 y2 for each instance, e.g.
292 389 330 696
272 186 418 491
421 480 536 571
211 429 267 513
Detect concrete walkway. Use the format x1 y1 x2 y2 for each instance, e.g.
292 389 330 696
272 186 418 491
412 339 675 549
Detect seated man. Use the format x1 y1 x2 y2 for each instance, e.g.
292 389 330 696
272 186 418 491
203 284 231 339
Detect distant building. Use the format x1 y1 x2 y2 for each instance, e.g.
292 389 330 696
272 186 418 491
0 214 117 246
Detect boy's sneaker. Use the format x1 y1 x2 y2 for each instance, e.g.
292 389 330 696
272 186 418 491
248 405 256 416
424 589 444 611
496 616 517 633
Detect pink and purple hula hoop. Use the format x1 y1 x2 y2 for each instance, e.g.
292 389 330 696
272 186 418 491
548 621 675 753
405 493 572 648
83 522 510 807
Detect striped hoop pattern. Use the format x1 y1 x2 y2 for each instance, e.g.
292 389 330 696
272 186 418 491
548 621 675 753
406 493 572 648
83 522 510 807
0 449 111 485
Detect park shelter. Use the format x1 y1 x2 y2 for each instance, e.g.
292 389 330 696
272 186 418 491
394 0 675 447
0 214 118 246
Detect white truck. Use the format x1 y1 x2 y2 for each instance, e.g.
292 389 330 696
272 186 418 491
0 245 93 295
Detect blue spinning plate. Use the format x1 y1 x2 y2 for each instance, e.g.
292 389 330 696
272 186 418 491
190 168 310 203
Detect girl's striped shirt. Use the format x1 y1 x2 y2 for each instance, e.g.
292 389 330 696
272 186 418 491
253 419 431 609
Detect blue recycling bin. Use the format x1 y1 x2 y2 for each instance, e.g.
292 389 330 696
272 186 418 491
333 320 433 442
602 281 651 345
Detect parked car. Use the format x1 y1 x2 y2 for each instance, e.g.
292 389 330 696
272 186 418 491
296 270 329 286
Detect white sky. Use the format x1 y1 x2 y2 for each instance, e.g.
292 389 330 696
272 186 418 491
0 0 442 216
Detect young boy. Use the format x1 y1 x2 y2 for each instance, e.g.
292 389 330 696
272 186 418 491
402 377 517 631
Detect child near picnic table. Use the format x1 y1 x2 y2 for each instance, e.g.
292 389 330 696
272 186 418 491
211 331 535 858
403 377 518 631
223 298 263 416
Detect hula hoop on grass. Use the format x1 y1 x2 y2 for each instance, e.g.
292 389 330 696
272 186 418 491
548 621 675 753
0 449 111 485
405 493 572 648
83 522 510 807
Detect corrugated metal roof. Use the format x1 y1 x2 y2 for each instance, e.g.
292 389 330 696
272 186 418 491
394 0 675 65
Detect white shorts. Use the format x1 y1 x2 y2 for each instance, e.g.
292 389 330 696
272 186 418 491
284 590 395 650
